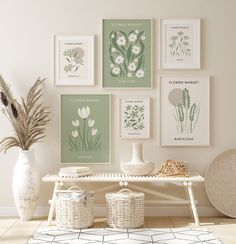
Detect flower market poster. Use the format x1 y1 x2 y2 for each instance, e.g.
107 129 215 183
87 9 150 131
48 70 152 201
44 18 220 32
160 76 210 146
61 94 110 164
102 19 152 88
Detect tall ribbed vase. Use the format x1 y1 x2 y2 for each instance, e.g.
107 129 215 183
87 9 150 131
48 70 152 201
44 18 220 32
12 150 40 221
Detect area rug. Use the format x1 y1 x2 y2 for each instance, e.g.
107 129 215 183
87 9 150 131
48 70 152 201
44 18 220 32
28 227 222 244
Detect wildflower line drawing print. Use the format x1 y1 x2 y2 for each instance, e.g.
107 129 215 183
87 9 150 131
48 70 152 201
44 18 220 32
68 105 102 152
63 47 85 73
109 29 146 79
169 31 191 56
124 104 145 131
168 88 200 134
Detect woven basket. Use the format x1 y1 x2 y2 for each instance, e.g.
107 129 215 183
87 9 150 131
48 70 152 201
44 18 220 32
158 160 189 177
106 188 144 228
56 186 94 229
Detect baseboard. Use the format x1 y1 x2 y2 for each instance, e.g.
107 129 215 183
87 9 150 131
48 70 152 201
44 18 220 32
0 205 222 217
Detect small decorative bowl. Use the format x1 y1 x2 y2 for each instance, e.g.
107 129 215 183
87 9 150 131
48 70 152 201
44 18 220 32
121 161 155 176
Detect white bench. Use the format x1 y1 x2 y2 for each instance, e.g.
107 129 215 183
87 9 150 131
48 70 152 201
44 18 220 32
42 172 204 226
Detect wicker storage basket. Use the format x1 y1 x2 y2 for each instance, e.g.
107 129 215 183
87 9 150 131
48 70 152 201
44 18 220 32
106 188 144 228
158 160 189 177
56 186 94 229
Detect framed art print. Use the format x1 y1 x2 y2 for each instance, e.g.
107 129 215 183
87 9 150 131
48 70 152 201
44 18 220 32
159 76 209 146
55 35 94 86
61 94 110 164
160 19 200 69
102 19 152 88
120 97 150 138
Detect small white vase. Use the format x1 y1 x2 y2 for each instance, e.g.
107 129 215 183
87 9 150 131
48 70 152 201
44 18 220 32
121 143 154 176
130 143 145 163
12 150 40 221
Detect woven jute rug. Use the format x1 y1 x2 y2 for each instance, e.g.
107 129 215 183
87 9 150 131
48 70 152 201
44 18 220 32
27 226 222 243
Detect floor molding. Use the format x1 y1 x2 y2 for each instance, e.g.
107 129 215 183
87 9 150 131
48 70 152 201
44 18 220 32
0 205 221 217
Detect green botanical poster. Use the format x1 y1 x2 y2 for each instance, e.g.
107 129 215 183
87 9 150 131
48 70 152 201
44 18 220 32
102 19 152 88
160 77 209 146
61 94 110 163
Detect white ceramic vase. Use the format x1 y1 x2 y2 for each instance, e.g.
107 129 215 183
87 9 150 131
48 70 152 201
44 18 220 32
12 150 40 221
121 143 154 176
130 143 145 163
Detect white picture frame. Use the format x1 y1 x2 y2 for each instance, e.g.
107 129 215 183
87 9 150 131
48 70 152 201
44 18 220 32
159 76 210 146
54 35 94 86
159 19 200 69
120 97 150 138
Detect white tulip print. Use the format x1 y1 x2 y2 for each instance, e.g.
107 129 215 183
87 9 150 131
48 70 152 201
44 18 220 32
88 119 95 127
72 119 80 127
91 128 97 136
69 105 102 152
78 106 90 119
72 130 79 138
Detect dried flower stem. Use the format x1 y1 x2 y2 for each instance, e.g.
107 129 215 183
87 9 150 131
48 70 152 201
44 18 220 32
0 75 51 153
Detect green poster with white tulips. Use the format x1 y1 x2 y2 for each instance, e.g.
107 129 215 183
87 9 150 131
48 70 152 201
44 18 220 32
61 94 110 164
102 19 152 88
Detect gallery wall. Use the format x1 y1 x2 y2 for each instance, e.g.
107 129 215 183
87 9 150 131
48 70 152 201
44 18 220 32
0 0 236 216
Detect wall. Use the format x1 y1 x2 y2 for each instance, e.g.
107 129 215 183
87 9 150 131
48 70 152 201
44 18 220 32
0 0 236 216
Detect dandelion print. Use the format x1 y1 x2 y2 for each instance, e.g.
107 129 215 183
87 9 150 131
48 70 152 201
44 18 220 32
63 47 85 73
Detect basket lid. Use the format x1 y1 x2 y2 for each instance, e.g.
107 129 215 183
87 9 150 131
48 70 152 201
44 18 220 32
106 188 144 199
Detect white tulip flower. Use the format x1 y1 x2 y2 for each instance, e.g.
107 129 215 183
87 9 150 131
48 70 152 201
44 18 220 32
91 128 97 136
72 119 80 127
88 119 95 127
78 106 90 119
72 130 78 138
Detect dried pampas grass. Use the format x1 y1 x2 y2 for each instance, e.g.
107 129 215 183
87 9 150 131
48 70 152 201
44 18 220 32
0 75 51 152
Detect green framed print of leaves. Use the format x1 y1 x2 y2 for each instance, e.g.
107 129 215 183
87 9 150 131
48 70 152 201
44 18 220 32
102 19 152 88
120 97 150 138
160 19 200 69
55 35 94 86
61 94 110 164
159 76 209 146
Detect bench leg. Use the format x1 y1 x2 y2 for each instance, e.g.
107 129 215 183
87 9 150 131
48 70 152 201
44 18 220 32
185 182 200 226
47 181 63 226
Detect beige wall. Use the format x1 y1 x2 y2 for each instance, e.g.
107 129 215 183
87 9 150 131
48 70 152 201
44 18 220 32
0 0 236 216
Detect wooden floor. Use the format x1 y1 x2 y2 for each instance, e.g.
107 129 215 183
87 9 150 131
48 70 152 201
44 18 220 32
0 217 236 243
